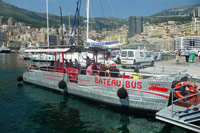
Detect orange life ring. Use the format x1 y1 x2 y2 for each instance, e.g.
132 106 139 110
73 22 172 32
29 64 38 70
71 69 78 81
68 68 78 82
175 82 198 102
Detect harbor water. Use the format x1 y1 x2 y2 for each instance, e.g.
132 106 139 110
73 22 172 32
0 53 193 133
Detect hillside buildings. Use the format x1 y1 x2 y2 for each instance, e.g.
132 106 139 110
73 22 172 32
7 17 15 26
0 16 3 25
0 12 200 52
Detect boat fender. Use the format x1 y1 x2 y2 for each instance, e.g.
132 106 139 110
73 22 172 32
117 87 128 99
58 79 66 89
17 76 23 82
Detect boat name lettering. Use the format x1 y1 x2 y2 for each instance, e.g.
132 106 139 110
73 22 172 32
125 81 142 89
95 77 121 87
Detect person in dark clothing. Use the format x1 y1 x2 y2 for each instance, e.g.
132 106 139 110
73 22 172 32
109 64 120 78
99 64 108 77
69 59 73 67
184 48 190 62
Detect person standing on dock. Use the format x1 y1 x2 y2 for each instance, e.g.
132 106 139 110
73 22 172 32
184 48 190 62
175 49 181 64
189 50 195 63
198 51 200 61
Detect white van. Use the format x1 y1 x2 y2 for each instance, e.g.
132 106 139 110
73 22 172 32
120 50 154 68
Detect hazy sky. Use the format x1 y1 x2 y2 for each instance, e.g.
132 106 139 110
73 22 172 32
3 0 200 18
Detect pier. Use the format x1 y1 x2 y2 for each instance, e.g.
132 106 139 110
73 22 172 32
117 56 200 80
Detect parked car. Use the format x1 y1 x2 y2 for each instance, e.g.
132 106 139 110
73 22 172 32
120 49 154 69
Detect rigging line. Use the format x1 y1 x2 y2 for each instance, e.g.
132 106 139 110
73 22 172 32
100 0 105 18
75 0 82 35
108 0 116 18
68 0 80 45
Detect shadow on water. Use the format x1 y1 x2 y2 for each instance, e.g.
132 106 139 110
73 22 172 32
0 53 193 133
21 84 166 133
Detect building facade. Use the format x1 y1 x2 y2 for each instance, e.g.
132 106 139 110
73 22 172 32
128 16 143 37
176 36 200 50
193 7 200 17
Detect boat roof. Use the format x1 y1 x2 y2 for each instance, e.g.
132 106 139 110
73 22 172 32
24 46 108 53
24 48 70 53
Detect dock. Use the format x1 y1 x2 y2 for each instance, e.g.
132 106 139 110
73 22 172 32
117 56 200 80
117 56 200 132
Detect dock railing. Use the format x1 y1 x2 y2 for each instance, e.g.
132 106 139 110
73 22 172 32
171 82 200 117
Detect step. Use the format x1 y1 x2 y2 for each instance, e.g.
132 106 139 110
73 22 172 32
156 104 200 132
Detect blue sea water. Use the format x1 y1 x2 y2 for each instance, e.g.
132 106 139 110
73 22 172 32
0 53 192 133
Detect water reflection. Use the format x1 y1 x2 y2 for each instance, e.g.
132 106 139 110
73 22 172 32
22 85 165 132
0 53 29 70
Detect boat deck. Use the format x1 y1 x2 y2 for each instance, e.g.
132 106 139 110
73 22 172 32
156 96 200 132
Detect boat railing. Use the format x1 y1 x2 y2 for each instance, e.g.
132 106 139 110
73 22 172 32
170 83 200 117
77 68 183 81
27 62 66 73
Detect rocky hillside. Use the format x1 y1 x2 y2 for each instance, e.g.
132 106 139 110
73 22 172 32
0 0 125 30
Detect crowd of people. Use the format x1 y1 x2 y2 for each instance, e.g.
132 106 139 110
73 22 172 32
56 56 141 79
85 57 121 78
175 48 200 63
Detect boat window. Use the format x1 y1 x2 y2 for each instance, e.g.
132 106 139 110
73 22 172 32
128 51 134 57
140 52 144 57
121 51 127 57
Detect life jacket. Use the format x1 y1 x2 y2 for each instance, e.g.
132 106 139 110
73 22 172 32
130 72 141 79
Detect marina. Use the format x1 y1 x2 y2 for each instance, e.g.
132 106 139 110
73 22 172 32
1 0 200 132
0 53 199 132
15 45 200 132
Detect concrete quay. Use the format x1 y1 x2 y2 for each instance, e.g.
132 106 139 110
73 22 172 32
117 56 200 80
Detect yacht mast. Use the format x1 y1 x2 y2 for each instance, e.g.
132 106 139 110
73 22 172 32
86 0 90 47
46 0 49 46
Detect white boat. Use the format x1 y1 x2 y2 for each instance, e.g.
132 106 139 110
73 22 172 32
0 43 11 53
17 1 200 132
17 46 200 132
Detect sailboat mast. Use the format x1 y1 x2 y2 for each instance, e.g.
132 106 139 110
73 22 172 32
60 6 64 45
86 0 90 46
46 0 49 46
68 10 71 35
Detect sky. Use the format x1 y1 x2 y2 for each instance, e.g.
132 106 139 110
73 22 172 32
3 0 200 19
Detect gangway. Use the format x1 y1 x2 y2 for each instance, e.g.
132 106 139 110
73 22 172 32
156 83 200 132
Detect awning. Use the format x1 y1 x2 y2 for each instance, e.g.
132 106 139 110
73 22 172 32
24 48 70 53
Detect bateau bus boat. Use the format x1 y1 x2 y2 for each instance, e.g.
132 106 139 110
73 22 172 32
17 46 200 132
